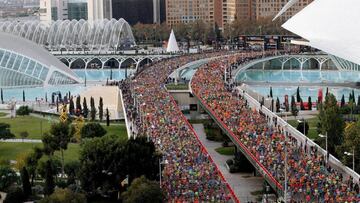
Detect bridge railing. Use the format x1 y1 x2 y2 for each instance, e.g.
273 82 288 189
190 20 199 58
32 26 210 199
236 85 360 184
192 91 284 196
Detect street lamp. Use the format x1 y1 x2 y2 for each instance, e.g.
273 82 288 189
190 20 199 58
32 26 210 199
318 133 328 163
297 118 306 136
344 149 355 171
283 124 289 202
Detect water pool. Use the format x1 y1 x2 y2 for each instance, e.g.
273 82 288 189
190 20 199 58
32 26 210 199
74 69 135 81
236 70 360 83
1 69 132 102
251 86 360 103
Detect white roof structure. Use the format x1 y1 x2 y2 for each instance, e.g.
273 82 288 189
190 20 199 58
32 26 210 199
273 0 299 21
0 18 135 52
282 0 360 65
166 29 180 53
0 32 81 87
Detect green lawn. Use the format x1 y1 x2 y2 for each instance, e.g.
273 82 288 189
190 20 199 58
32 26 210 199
288 117 319 140
52 143 80 164
0 142 42 161
215 146 235 155
0 115 52 139
0 112 7 117
0 142 80 164
102 123 128 140
166 83 189 90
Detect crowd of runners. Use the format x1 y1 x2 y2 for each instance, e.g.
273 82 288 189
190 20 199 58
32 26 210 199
120 52 240 202
191 52 360 202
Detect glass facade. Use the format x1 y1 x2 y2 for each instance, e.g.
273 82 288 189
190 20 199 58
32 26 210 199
0 48 77 87
68 2 88 20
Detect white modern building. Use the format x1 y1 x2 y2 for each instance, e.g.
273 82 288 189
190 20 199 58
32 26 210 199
39 0 69 25
0 32 81 87
0 18 136 52
87 0 112 24
281 0 360 71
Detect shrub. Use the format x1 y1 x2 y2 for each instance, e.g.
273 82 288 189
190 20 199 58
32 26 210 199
4 187 24 203
339 105 351 114
80 123 107 139
0 123 15 139
16 106 31 116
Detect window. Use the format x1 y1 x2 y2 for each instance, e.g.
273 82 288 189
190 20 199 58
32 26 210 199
19 57 29 73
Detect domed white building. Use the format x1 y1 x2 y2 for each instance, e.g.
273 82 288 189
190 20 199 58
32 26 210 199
0 32 81 87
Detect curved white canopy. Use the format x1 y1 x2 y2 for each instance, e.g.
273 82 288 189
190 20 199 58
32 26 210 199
282 0 360 65
0 18 136 52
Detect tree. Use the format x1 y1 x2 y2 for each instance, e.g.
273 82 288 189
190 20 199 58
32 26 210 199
44 160 55 196
358 95 360 107
80 123 107 138
297 121 309 135
42 122 71 176
69 97 75 115
90 97 96 121
22 90 25 102
20 131 29 141
106 108 110 126
76 96 82 116
296 87 301 102
40 188 86 203
98 97 103 121
276 97 280 112
20 167 32 198
122 137 159 182
0 166 18 191
1 88 3 104
0 123 15 139
341 94 345 107
337 121 360 173
79 136 159 196
318 93 344 154
308 96 312 110
121 176 163 203
83 97 88 118
64 161 80 185
269 87 273 98
25 147 43 185
290 95 298 118
79 135 126 195
300 99 305 110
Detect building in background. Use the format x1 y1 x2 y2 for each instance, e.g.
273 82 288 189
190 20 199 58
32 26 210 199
166 0 245 30
87 0 112 23
39 0 68 25
112 0 165 25
256 0 312 21
166 0 215 26
236 0 256 21
68 0 88 20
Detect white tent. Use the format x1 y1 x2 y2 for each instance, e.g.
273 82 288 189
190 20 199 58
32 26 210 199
282 0 360 65
166 29 180 53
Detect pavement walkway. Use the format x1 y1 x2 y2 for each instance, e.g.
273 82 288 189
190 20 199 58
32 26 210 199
0 138 42 143
192 124 264 202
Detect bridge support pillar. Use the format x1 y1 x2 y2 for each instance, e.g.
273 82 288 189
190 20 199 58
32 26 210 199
85 61 90 70
68 61 73 69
